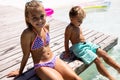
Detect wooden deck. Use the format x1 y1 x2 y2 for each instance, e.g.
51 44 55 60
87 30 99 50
0 6 118 80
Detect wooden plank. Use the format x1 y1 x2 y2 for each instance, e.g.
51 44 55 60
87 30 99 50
86 32 103 42
0 56 33 78
0 20 25 33
98 35 118 51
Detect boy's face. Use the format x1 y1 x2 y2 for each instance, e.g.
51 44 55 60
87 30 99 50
71 15 82 27
27 7 46 29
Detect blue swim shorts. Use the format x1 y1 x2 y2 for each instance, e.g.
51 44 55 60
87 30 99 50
70 42 100 64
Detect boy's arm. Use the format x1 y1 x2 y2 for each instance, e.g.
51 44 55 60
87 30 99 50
64 26 71 58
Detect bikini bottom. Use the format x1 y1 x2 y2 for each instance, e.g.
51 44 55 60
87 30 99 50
34 56 56 70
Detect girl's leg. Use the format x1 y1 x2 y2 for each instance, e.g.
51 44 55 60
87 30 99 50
94 57 115 80
35 67 64 80
97 48 120 73
54 57 82 80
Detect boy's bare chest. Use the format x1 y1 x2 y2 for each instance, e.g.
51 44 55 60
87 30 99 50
71 30 80 39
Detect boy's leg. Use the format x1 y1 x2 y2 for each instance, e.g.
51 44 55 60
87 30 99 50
94 57 115 80
55 57 82 80
97 48 120 73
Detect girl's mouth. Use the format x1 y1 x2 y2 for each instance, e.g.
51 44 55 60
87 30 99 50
37 23 43 27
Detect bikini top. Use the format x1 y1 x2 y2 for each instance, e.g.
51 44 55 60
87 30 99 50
31 28 50 50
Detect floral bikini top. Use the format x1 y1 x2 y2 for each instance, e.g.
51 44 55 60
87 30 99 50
31 28 50 50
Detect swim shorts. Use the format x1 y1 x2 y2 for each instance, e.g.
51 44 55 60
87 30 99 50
70 42 100 64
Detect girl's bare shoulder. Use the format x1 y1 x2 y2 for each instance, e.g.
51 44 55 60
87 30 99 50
45 24 49 31
21 28 33 39
45 23 49 27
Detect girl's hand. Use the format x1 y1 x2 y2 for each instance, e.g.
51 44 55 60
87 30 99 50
7 69 19 77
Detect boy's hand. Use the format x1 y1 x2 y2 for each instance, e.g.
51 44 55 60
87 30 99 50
7 69 19 77
63 52 71 59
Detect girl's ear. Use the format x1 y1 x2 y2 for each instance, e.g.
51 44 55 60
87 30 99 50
70 17 73 21
26 17 30 23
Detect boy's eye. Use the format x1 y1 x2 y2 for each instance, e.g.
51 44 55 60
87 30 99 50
77 19 81 22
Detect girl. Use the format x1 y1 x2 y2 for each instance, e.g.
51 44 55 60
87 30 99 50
7 1 82 80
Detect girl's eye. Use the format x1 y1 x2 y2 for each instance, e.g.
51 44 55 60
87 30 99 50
31 14 45 22
40 14 44 19
32 17 38 21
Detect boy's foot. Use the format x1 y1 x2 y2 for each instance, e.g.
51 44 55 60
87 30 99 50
109 77 116 80
116 65 120 73
108 76 116 80
117 68 120 73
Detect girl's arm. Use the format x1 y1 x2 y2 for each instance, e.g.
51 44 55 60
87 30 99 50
19 29 31 75
7 29 31 77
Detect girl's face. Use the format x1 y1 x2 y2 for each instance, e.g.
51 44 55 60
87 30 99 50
27 7 46 29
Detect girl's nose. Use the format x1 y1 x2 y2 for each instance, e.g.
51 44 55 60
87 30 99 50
38 18 42 23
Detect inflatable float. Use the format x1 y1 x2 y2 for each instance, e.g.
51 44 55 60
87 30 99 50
79 0 111 11
45 8 54 16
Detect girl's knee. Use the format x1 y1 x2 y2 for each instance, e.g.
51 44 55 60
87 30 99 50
50 75 63 80
74 76 82 80
64 73 82 80
67 76 82 80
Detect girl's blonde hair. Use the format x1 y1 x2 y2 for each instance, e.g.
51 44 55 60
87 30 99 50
25 0 44 30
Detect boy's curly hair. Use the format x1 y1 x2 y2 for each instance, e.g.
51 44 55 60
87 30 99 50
69 6 86 21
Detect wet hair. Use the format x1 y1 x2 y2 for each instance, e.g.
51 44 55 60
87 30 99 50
25 0 44 30
69 6 86 22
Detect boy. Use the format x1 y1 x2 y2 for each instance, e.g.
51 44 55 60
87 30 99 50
64 6 120 80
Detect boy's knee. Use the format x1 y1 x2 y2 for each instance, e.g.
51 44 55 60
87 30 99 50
97 48 106 54
94 57 101 63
